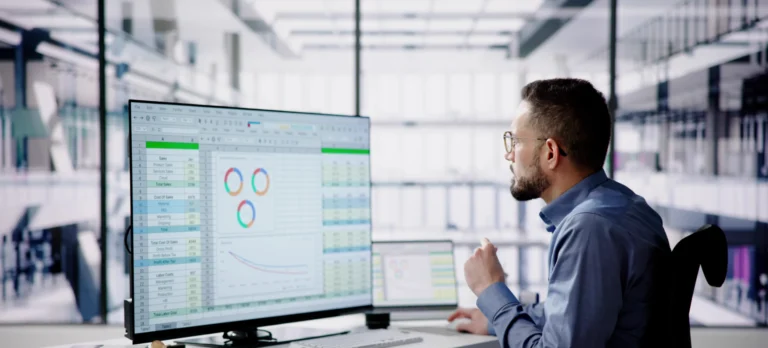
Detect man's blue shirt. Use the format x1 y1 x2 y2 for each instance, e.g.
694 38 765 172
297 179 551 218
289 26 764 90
478 170 672 348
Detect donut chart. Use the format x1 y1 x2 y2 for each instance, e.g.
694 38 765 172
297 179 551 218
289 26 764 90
224 168 244 196
251 168 270 196
223 166 270 229
237 200 256 228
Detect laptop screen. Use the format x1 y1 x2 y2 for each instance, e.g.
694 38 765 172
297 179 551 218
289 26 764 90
372 241 458 307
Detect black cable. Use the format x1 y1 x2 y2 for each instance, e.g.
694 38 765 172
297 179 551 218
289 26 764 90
124 225 132 255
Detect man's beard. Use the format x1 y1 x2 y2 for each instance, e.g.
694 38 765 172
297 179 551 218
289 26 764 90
509 154 550 201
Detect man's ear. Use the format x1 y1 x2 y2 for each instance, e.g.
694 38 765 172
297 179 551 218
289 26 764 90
545 139 561 169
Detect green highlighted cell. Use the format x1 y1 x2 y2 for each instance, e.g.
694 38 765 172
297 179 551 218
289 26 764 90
432 278 457 286
321 148 370 155
148 181 199 188
146 141 199 150
151 309 185 318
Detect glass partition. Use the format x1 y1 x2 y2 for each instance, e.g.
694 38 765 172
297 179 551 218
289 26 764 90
0 0 103 323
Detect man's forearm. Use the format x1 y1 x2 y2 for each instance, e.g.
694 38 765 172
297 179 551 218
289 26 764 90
477 283 542 348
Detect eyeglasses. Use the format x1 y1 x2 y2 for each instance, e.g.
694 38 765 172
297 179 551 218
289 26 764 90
503 131 567 156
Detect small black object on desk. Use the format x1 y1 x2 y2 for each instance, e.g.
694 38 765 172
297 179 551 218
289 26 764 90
365 312 390 329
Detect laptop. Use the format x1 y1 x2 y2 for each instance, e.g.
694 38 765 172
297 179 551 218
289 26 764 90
370 240 460 320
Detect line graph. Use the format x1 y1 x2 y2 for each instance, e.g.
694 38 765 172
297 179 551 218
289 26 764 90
215 234 324 302
228 251 309 275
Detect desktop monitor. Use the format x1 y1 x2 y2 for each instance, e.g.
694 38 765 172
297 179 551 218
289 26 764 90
126 100 372 344
372 240 458 310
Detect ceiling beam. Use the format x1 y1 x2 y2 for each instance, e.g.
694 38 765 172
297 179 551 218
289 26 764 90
276 12 535 20
304 43 509 51
226 1 299 58
290 30 514 36
516 0 595 58
274 9 619 21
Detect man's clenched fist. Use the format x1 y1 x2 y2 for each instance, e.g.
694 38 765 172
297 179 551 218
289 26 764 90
464 238 506 296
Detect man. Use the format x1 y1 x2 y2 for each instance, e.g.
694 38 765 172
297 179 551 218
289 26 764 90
448 78 672 348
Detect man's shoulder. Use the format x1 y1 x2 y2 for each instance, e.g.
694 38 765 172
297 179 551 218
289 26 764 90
558 211 616 235
565 180 662 229
558 180 668 252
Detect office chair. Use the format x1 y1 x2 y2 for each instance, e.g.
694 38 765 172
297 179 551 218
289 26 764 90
670 224 728 348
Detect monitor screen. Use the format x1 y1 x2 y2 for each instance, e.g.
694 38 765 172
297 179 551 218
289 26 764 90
129 101 372 337
372 241 457 307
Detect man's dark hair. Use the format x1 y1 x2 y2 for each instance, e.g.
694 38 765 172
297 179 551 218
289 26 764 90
521 78 612 171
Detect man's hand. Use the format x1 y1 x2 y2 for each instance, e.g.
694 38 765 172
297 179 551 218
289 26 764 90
464 238 505 296
447 307 490 335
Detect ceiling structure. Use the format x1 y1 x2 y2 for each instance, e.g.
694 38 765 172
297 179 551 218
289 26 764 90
0 0 606 62
0 0 96 52
248 0 542 52
3 0 763 99
6 0 754 66
0 0 240 104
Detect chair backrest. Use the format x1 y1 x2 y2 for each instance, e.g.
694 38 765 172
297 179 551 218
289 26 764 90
669 224 728 348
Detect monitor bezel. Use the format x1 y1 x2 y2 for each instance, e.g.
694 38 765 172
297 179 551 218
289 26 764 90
370 239 459 310
127 99 373 344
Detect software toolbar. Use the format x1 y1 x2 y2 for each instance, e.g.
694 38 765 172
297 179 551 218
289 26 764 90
130 103 368 151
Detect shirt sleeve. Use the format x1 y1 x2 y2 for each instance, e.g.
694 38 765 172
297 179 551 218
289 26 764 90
476 213 624 348
522 302 546 328
487 302 544 336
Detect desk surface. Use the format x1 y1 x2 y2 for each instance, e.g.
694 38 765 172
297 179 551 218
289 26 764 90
44 315 498 348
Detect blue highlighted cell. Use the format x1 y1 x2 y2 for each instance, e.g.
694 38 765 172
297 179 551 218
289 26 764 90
146 206 195 214
322 220 371 226
431 267 455 272
323 246 371 253
322 198 370 209
134 200 199 208
134 256 201 267
132 200 200 215
133 226 201 234
134 200 198 207
148 200 189 208
134 200 189 208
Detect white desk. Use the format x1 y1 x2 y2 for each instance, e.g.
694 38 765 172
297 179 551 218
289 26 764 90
43 314 499 348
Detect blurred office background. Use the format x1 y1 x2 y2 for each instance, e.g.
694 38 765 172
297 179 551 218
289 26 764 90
0 0 765 333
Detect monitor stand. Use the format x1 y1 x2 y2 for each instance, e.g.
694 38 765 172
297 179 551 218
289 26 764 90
176 327 348 347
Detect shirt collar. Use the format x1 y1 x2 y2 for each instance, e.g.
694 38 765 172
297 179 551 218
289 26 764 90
539 169 609 232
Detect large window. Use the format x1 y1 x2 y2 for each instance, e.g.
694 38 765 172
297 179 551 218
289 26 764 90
358 1 552 307
0 0 102 323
